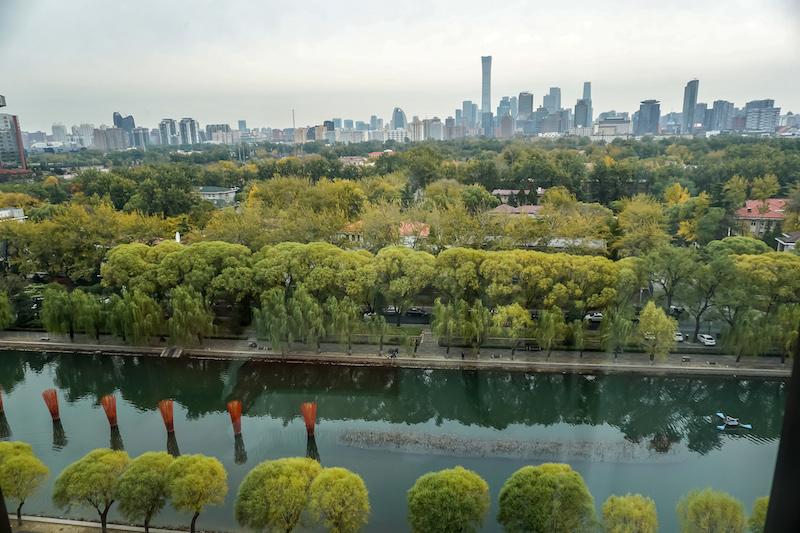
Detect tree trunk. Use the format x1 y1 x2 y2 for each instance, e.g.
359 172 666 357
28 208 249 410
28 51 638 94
144 517 150 533
445 344 450 356
100 506 110 533
379 335 384 356
396 314 401 327
69 325 74 342
16 502 23 526
190 512 199 533
650 352 655 365
693 318 701 344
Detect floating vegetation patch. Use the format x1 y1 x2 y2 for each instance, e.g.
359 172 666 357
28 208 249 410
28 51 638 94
339 428 683 463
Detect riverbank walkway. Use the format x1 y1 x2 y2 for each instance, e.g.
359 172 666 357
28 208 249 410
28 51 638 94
0 328 791 379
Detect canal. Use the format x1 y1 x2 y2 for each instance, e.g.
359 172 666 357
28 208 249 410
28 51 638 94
0 351 787 532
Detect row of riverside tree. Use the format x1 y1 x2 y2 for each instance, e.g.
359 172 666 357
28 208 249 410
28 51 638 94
0 442 770 533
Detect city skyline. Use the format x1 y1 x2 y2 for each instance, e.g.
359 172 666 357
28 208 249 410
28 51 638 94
2 0 799 132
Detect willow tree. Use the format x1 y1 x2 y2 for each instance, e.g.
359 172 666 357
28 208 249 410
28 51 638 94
167 287 215 347
492 303 534 358
497 463 596 533
52 448 130 533
636 301 677 364
115 452 174 533
293 285 326 352
253 288 297 355
407 467 489 533
601 313 633 360
235 457 322 533
0 291 15 330
537 308 565 360
0 442 49 525
305 467 370 533
108 290 164 345
676 488 745 533
431 298 460 356
325 296 361 355
461 300 492 357
165 454 227 533
601 493 658 533
41 287 76 340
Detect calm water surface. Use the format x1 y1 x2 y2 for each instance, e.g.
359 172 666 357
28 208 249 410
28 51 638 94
0 351 787 532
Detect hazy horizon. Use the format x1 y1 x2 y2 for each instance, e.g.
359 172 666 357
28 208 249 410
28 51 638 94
3 0 799 132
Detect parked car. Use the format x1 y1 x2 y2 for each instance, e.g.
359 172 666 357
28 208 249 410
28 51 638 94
674 331 684 342
669 305 686 317
382 307 400 315
697 333 716 346
406 307 429 317
584 312 603 323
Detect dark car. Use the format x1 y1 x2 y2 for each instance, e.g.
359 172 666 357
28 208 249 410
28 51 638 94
405 307 429 317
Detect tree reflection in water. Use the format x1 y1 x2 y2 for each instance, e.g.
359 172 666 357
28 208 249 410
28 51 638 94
0 352 785 457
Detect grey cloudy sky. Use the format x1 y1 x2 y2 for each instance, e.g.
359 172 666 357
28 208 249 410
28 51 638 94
2 0 799 132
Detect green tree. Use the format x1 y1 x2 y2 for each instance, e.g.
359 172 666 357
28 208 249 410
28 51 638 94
601 493 658 533
751 174 780 214
497 463 596 533
493 303 534 358
614 194 670 258
431 298 459 356
569 318 589 358
52 448 130 533
0 442 49 525
373 246 435 326
253 289 297 355
536 308 564 360
41 287 76 340
167 287 215 347
676 488 745 533
325 296 361 355
293 285 327 352
679 256 734 342
461 300 492 357
722 175 749 211
601 314 633 361
108 290 164 345
407 466 489 533
165 454 227 533
305 467 370 533
636 301 678 364
775 304 800 365
645 245 697 310
0 291 15 330
114 452 175 533
364 313 392 355
234 457 322 533
723 309 771 365
747 496 768 533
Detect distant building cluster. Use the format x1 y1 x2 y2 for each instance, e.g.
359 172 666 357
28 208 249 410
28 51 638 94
11 57 799 157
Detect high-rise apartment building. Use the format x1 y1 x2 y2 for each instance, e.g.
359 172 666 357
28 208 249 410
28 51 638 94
238 120 247 132
636 100 661 135
745 100 780 131
332 118 343 129
709 100 734 131
93 127 130 151
112 112 135 143
481 56 492 117
323 120 334 132
455 109 462 126
694 103 708 129
543 88 562 114
206 124 231 139
131 127 150 148
179 118 199 145
681 79 699 134
0 97 26 170
499 113 514 138
52 123 67 143
370 115 378 130
78 123 95 147
518 92 534 119
159 119 178 146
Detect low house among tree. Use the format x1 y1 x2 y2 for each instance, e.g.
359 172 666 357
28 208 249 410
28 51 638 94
491 204 543 216
337 220 430 249
491 188 544 205
734 199 787 236
194 186 236 208
776 231 800 253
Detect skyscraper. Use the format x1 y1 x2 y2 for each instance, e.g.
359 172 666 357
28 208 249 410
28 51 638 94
113 112 135 142
681 79 699 134
745 99 780 131
543 88 561 114
497 96 511 121
52 123 67 142
78 123 95 147
238 120 247 132
574 100 590 128
636 100 661 135
391 108 407 130
583 82 593 124
462 100 473 127
370 115 378 130
131 127 150 147
481 56 492 117
518 92 534 119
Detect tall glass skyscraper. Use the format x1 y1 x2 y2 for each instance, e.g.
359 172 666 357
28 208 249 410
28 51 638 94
481 56 492 116
583 82 593 124
681 79 699 134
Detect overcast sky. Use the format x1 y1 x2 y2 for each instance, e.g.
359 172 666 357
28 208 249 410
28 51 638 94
2 0 799 132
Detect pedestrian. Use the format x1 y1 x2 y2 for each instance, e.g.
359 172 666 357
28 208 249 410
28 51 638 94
461 351 465 360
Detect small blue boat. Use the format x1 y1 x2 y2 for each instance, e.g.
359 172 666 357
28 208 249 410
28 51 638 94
716 412 752 431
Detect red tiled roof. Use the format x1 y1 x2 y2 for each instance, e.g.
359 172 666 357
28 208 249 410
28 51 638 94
399 221 430 237
492 204 518 213
735 199 788 220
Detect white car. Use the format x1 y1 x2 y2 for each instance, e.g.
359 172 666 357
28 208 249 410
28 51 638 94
697 334 716 346
584 312 603 323
674 331 684 342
